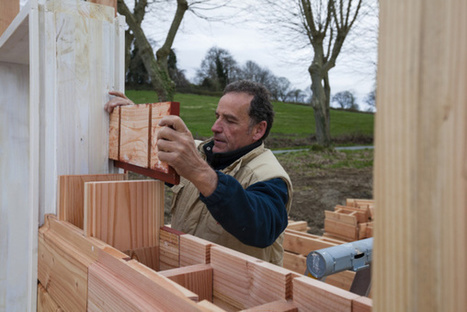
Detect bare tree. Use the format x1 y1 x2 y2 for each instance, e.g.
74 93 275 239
332 90 357 109
196 47 240 91
255 0 375 146
118 0 233 101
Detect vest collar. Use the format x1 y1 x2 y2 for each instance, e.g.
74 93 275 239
201 139 263 170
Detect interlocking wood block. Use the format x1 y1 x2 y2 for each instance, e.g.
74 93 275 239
283 229 344 256
324 219 359 241
88 248 201 311
57 173 127 229
292 276 359 312
325 210 358 226
84 180 164 252
286 220 308 232
180 234 212 267
160 226 183 270
159 264 214 302
109 102 180 184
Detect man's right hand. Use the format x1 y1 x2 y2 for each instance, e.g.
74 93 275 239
104 91 135 113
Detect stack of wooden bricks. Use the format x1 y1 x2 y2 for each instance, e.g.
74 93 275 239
323 199 375 242
38 174 372 312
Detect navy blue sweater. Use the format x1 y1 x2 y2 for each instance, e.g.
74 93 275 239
198 141 289 248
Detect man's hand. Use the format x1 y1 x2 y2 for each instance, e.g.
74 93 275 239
157 115 218 197
104 91 135 113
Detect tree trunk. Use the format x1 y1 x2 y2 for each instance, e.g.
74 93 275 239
117 0 174 101
309 57 331 147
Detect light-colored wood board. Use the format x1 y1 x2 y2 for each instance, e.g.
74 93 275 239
286 220 308 232
57 173 127 229
180 234 212 267
283 229 342 256
108 106 120 160
119 103 150 167
160 226 181 270
150 102 173 172
84 180 164 252
0 0 28 64
0 0 19 37
197 300 227 312
375 1 467 311
241 300 298 312
352 296 372 312
37 282 63 312
325 210 358 226
159 264 213 302
292 276 359 312
324 219 358 241
210 246 292 310
88 248 203 311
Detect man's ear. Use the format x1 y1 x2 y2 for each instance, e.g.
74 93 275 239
252 121 267 141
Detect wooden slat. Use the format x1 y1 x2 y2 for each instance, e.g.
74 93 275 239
57 173 127 229
88 248 202 311
210 246 294 310
122 246 159 272
324 219 358 241
120 104 150 168
241 300 298 312
37 282 62 312
159 264 213 302
197 300 227 312
150 102 178 172
375 1 467 311
283 229 344 256
325 210 358 226
160 226 182 270
38 215 105 312
335 205 372 221
83 180 164 252
352 296 372 312
292 276 359 312
286 220 308 232
108 106 120 160
0 0 19 37
180 234 212 267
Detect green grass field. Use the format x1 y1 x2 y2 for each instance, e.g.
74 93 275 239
125 90 374 143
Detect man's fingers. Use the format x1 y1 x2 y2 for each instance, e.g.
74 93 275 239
104 91 134 113
108 90 128 99
158 115 190 133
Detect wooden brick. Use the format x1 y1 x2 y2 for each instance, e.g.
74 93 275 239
119 104 150 168
286 220 308 232
180 234 212 267
324 219 359 241
292 276 359 312
352 296 372 312
57 173 127 229
159 226 182 270
108 106 120 160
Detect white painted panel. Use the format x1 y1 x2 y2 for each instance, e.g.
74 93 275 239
0 62 31 311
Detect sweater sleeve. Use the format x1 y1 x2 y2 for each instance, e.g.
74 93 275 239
199 171 289 248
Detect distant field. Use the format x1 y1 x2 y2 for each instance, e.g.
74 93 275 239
125 90 374 144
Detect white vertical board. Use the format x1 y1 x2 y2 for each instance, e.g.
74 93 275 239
0 1 39 310
0 0 124 310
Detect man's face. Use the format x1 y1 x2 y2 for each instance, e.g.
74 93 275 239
211 92 263 153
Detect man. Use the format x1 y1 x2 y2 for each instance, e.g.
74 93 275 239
105 80 292 266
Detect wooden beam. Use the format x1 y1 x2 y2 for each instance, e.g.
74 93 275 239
0 0 19 37
375 0 467 311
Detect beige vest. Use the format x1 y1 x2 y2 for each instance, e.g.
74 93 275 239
170 140 293 266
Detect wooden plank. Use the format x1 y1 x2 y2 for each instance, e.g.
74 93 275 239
210 246 294 310
352 296 372 312
286 220 308 232
0 0 19 37
159 264 213 302
108 106 120 160
57 173 127 229
180 234 212 267
375 1 467 311
324 219 358 241
292 276 359 312
119 104 150 167
122 246 159 272
283 229 342 256
335 205 372 221
325 210 358 226
197 300 227 312
38 215 104 312
88 248 202 311
160 226 182 270
241 300 298 312
37 282 62 312
83 180 164 252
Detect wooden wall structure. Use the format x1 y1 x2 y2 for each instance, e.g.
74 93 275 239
0 0 122 310
374 0 467 311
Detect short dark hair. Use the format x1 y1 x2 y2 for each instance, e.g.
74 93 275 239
223 80 274 140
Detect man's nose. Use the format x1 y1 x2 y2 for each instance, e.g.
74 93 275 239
211 119 222 133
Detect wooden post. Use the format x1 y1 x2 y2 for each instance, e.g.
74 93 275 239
374 0 467 311
0 0 19 37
